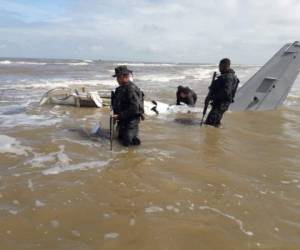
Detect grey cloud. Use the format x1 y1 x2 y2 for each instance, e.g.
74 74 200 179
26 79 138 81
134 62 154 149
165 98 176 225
1 0 300 64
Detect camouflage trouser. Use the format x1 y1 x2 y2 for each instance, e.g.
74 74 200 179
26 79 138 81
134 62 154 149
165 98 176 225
205 102 230 127
117 119 140 146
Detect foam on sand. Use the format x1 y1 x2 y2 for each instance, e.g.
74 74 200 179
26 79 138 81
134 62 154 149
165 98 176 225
0 135 31 156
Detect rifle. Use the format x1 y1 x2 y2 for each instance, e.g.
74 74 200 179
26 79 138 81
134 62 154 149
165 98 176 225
200 71 217 126
109 91 114 151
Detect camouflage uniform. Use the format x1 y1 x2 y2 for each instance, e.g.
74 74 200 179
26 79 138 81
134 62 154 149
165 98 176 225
176 86 197 106
113 81 144 146
205 69 239 127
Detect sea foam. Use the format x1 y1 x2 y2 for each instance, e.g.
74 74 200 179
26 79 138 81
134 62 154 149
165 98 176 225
0 135 31 156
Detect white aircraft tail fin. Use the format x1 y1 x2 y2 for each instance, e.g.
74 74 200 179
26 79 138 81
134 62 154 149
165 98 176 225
230 41 300 111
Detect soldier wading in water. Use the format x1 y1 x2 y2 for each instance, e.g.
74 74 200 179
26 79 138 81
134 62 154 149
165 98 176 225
204 58 240 127
112 66 144 146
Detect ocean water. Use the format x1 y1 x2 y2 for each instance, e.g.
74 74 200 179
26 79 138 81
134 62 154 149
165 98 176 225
0 58 300 250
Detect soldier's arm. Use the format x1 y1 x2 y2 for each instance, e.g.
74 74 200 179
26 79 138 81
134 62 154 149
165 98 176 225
232 77 240 101
176 91 181 105
205 80 215 102
186 92 196 106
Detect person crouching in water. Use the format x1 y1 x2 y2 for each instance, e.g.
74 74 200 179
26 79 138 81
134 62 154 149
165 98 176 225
204 58 239 127
112 66 144 146
176 86 197 106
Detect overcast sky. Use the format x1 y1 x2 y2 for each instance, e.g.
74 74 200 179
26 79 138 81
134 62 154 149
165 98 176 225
0 0 299 64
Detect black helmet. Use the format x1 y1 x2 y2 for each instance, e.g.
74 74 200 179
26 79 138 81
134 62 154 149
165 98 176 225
112 65 133 77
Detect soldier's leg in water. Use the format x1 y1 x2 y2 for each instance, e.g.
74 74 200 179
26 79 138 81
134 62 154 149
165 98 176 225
205 103 229 127
131 120 140 146
127 119 140 146
117 120 139 146
205 106 222 127
117 123 130 146
217 103 230 126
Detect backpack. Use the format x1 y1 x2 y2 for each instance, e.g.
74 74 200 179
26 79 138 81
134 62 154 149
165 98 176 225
134 85 145 116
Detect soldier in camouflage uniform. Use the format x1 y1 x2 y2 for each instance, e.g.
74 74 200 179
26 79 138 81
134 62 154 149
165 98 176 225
112 66 144 146
176 86 197 106
205 58 240 127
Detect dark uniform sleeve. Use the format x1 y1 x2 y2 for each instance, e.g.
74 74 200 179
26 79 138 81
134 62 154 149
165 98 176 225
206 79 217 101
119 86 140 121
176 90 181 105
232 77 240 102
185 93 196 106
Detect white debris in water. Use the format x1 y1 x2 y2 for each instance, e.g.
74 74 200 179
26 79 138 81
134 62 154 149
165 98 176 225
50 220 60 228
199 206 254 237
281 180 291 184
71 230 81 237
145 206 164 214
104 233 119 239
274 227 279 232
129 218 136 226
35 200 46 207
0 134 31 156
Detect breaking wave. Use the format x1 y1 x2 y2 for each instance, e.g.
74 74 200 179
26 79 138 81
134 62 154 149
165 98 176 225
113 62 176 67
0 60 91 66
0 135 31 156
1 79 117 90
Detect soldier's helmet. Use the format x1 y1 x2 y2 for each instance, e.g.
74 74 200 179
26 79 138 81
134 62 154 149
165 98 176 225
113 65 133 77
